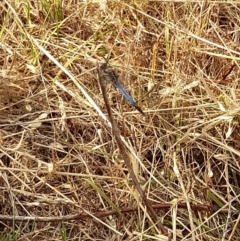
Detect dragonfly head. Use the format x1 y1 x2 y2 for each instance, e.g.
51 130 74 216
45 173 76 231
100 63 108 70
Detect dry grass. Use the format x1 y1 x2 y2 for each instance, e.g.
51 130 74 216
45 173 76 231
0 0 240 240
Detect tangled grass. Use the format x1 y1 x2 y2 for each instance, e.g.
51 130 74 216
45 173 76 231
0 0 240 240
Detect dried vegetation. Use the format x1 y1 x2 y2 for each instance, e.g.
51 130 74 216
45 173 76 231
0 0 240 240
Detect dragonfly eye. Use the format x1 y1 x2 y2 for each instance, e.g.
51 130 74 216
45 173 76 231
100 63 108 70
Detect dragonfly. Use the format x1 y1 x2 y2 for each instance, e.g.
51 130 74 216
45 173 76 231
100 63 144 115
